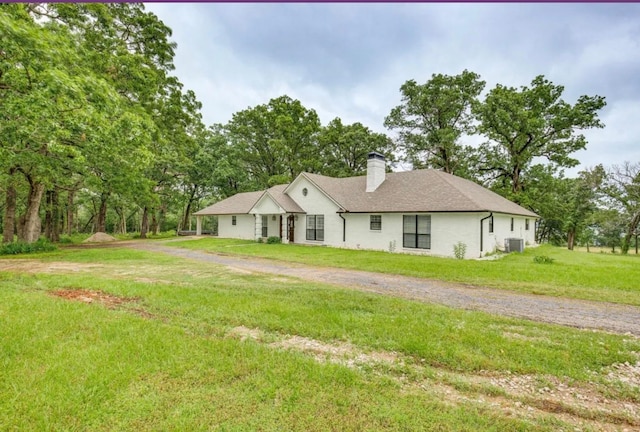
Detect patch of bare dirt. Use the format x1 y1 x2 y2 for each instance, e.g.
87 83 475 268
228 326 400 368
83 232 117 243
49 288 155 320
0 260 103 274
51 288 136 308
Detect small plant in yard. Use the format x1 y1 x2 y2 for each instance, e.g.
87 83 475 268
266 236 282 244
0 239 57 255
453 242 467 260
256 237 264 243
533 255 555 264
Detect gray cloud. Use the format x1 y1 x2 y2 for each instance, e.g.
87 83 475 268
147 3 640 172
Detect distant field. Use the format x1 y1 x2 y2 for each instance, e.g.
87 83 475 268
172 238 640 306
1 245 638 430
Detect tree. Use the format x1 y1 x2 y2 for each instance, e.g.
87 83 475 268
473 75 606 199
384 70 485 175
318 118 395 177
604 162 640 254
226 96 321 188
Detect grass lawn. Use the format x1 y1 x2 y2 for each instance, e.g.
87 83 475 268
171 238 640 306
1 246 639 430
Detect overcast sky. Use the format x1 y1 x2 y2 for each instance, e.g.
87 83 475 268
147 3 640 175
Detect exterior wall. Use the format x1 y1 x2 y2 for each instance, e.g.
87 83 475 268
342 212 482 258
286 177 343 246
217 214 255 240
484 213 536 253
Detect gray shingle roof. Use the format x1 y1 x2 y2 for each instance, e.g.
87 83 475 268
194 184 304 216
194 190 264 215
302 170 539 217
195 169 538 218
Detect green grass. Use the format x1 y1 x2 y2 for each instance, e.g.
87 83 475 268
1 246 639 430
172 238 640 306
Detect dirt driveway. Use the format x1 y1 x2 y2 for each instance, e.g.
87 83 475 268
126 241 640 337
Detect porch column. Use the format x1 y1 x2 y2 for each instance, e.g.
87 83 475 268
196 216 202 235
254 214 262 240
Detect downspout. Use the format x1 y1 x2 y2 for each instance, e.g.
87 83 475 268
480 212 493 256
338 212 346 242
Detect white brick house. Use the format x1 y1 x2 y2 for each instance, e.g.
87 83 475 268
194 153 538 258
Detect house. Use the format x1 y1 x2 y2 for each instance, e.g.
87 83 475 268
194 152 538 258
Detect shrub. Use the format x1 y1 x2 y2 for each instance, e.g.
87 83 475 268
533 255 555 264
0 239 57 255
266 236 282 244
453 242 467 260
256 237 264 243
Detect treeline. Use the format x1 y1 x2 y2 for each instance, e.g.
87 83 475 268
1 4 637 253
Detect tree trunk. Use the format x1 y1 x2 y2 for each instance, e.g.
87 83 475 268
18 182 45 243
182 192 195 231
65 189 75 235
622 211 640 255
567 229 575 250
2 172 17 243
44 189 60 242
140 206 149 239
95 192 109 233
150 209 158 235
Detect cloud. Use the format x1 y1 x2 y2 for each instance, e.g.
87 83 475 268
146 3 640 173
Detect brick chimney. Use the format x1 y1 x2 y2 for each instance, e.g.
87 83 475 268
366 152 386 192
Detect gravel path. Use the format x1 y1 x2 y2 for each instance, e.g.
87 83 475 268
128 242 640 337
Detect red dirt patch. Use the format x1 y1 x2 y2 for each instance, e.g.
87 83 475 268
51 288 137 309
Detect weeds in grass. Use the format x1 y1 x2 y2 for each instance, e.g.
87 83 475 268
0 239 57 255
533 255 555 264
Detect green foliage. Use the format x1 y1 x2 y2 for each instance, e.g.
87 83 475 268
453 241 467 260
226 95 321 189
473 75 606 197
385 70 485 176
0 239 57 255
318 118 396 177
266 236 282 244
533 255 555 264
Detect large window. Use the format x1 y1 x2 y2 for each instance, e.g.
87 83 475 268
261 215 268 237
370 215 382 231
403 215 431 249
306 215 324 241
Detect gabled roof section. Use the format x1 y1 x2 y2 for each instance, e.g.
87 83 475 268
303 170 539 217
265 184 305 213
194 190 264 216
194 184 304 216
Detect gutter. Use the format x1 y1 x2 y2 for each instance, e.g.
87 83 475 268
480 212 493 255
338 212 346 242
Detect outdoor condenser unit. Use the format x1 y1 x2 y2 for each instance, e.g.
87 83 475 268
505 238 524 253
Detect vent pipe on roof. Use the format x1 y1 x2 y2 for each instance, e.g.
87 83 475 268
366 152 386 192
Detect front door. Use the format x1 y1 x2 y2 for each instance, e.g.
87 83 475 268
287 215 295 243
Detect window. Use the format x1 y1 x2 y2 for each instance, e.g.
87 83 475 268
261 215 268 237
306 215 324 241
232 216 237 226
525 219 530 231
488 216 494 233
403 215 431 249
510 217 514 231
370 215 382 231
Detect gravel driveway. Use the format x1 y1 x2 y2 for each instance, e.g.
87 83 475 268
129 242 640 337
